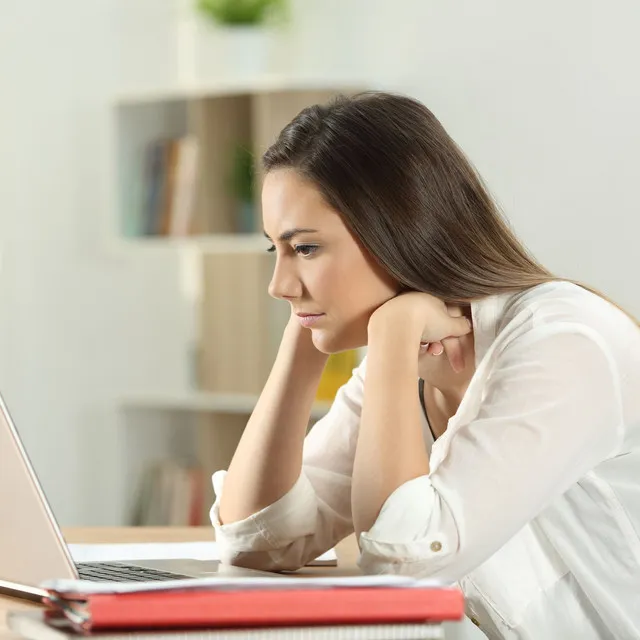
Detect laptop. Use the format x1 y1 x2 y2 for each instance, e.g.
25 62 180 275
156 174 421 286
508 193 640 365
0 391 274 601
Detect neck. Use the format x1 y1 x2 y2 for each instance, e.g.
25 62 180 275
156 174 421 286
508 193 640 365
434 380 469 412
419 332 476 417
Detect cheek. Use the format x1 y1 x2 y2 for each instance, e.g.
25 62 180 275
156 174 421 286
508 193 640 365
307 238 399 352
303 260 347 309
304 252 398 341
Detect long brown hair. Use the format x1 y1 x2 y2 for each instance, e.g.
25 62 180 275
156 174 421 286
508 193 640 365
262 91 637 323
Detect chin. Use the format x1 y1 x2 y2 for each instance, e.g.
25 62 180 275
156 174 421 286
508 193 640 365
311 328 366 355
310 331 340 354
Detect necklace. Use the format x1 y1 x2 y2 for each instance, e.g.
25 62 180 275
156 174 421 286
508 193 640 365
418 378 438 442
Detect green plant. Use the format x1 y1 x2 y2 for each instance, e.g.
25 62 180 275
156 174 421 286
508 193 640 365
197 0 286 26
230 144 255 203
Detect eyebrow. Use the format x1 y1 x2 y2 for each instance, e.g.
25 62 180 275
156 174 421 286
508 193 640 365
263 228 319 243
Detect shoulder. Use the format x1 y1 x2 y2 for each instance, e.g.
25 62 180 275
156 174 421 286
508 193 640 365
474 282 634 453
494 281 639 353
479 283 640 435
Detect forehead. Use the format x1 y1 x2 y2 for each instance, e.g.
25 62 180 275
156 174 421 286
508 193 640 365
262 169 341 234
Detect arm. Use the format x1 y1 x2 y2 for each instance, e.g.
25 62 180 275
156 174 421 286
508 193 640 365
219 316 328 524
351 318 430 538
352 295 470 537
212 326 366 571
355 325 623 581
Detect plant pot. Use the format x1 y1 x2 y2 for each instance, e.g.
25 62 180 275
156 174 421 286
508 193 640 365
178 20 275 84
219 25 272 78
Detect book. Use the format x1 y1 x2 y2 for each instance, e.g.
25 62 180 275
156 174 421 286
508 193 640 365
38 576 463 634
130 461 207 527
139 136 199 237
8 610 445 640
168 136 200 237
157 139 179 236
142 139 167 235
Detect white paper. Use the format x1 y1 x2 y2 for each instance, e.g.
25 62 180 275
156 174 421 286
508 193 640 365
43 573 446 595
69 541 336 564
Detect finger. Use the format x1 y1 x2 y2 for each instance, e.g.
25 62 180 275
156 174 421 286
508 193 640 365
420 341 443 356
442 336 465 373
445 304 472 338
450 315 472 338
427 341 444 356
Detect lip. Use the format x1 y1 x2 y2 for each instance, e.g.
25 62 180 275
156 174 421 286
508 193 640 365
296 313 324 328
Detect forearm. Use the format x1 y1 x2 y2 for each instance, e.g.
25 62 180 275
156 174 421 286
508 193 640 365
352 320 430 538
219 321 328 524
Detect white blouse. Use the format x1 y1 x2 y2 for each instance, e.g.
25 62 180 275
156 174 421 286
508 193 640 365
211 281 640 640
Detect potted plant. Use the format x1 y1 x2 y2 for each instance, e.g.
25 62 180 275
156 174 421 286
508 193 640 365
230 143 256 233
196 0 287 27
192 0 288 79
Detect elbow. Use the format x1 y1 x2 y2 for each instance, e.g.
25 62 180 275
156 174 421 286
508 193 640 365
354 474 471 580
357 529 462 579
219 549 305 573
215 533 313 573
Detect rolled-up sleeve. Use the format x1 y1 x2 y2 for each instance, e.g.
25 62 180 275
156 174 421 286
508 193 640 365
359 475 457 575
358 325 623 581
210 359 366 571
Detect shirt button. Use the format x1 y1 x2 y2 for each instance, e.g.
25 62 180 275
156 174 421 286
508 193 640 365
430 540 442 552
471 617 481 627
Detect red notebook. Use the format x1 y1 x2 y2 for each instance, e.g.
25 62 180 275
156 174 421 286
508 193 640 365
41 577 464 633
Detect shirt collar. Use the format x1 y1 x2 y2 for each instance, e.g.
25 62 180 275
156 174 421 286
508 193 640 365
470 292 516 367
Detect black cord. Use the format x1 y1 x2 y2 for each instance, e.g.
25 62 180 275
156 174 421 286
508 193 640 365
418 378 438 442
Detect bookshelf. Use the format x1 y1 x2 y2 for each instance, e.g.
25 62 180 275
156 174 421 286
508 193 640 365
116 233 267 253
122 391 332 420
113 77 362 526
113 74 363 106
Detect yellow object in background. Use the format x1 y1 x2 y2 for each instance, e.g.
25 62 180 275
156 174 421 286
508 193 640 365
315 349 359 402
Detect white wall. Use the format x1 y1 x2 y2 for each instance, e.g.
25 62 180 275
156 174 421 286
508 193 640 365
263 0 640 313
0 1 192 525
400 0 640 314
1 0 638 525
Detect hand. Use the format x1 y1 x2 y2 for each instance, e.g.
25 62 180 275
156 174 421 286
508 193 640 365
282 308 330 365
369 292 472 373
421 304 471 373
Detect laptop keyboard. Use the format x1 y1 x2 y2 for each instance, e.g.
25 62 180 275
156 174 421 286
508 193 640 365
77 561 191 582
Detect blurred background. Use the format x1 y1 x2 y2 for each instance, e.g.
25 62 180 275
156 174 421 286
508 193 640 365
0 0 638 528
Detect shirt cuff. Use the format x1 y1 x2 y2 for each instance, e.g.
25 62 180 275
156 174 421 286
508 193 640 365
358 475 457 576
210 469 319 558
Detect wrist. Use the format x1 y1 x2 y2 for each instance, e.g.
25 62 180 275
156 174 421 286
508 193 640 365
368 308 422 344
367 312 420 357
283 318 329 370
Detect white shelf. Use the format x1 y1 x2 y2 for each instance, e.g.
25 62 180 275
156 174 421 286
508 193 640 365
114 234 269 254
114 74 364 106
121 391 332 420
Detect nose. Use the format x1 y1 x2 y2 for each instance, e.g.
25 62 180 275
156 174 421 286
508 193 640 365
268 257 302 301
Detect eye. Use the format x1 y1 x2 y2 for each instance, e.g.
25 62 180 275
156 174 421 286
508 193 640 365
266 244 276 253
295 244 319 257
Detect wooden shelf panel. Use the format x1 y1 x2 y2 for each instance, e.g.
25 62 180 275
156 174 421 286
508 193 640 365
121 391 332 420
114 233 269 254
114 74 363 106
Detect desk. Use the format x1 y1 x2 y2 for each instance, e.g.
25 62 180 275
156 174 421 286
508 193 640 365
0 527 360 640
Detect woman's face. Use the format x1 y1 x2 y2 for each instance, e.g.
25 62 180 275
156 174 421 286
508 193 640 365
262 168 399 354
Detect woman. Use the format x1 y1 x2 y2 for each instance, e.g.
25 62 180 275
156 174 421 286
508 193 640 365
211 92 640 639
